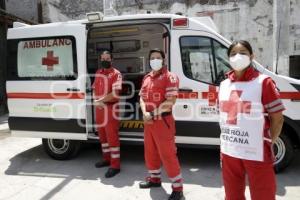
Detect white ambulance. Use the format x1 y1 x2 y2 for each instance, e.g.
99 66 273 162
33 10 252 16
6 13 300 172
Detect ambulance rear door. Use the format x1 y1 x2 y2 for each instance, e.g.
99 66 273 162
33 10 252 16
170 26 231 145
6 22 89 140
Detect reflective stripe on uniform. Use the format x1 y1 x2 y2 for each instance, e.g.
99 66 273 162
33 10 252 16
111 154 120 158
102 143 109 147
166 91 178 96
264 137 272 143
102 148 110 153
172 182 183 188
148 169 161 174
267 104 285 113
170 174 182 182
166 87 178 91
150 174 161 178
264 99 282 109
110 147 120 152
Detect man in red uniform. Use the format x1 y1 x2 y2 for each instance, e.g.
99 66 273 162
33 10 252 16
93 51 122 178
139 48 184 200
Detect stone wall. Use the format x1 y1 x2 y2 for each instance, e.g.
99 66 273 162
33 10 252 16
6 0 39 22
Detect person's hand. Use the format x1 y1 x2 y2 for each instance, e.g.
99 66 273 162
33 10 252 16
94 98 105 108
143 112 153 123
272 136 278 144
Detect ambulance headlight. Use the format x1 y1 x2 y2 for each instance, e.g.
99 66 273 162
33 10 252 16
86 12 103 22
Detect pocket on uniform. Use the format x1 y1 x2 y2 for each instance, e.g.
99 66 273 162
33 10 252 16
151 86 165 102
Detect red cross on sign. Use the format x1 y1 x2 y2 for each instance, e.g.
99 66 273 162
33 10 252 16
202 85 218 106
220 90 251 125
42 51 59 71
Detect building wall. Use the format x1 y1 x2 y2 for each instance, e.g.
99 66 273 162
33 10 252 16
114 0 299 76
290 0 300 58
172 1 275 71
5 0 39 23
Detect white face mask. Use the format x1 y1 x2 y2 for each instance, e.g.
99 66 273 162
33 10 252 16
229 53 251 71
150 59 163 71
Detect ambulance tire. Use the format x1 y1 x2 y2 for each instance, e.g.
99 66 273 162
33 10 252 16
273 133 294 173
42 139 81 160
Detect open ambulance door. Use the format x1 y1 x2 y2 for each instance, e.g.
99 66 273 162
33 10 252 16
6 22 91 147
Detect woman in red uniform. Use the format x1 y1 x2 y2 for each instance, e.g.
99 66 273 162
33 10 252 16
139 48 184 200
219 40 285 200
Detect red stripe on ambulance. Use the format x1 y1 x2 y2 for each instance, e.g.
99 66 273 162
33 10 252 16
178 88 300 102
280 92 300 100
7 92 85 99
178 92 198 99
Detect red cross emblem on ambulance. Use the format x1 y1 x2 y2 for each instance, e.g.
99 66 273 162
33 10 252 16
220 90 251 125
42 51 59 71
202 85 218 106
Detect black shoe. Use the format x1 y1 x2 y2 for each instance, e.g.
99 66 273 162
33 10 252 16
95 160 109 168
105 168 120 178
168 191 184 200
139 180 161 189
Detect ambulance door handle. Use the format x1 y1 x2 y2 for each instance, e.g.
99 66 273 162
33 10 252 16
66 88 80 92
183 105 188 109
179 88 193 92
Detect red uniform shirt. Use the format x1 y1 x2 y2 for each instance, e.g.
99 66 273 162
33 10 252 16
140 67 179 112
92 67 122 101
226 67 285 139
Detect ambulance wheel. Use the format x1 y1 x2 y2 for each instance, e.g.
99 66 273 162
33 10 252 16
42 139 81 160
273 133 294 173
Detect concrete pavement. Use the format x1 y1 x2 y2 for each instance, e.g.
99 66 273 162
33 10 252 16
0 134 300 200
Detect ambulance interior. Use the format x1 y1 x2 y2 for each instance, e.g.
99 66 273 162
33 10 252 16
87 23 169 121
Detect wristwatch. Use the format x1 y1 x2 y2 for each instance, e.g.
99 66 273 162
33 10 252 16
149 111 155 118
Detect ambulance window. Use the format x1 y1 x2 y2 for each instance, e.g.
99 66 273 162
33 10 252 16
213 40 231 84
180 36 231 85
8 36 77 80
180 37 215 84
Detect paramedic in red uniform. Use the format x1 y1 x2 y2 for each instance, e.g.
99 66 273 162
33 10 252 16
93 50 122 178
139 48 184 200
218 40 285 200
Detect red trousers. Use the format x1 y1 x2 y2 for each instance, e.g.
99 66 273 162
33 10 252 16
95 104 120 169
144 115 183 191
221 142 276 200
